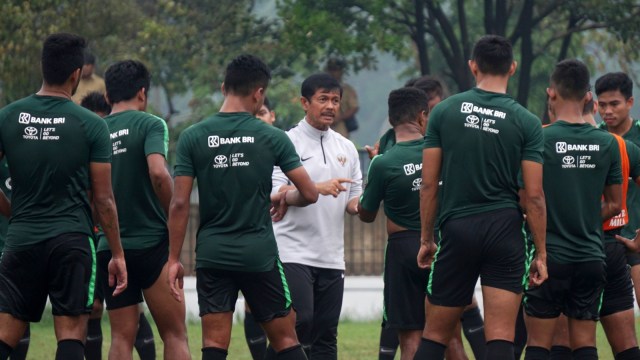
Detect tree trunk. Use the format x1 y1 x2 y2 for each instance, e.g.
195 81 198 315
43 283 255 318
414 0 430 74
516 0 534 107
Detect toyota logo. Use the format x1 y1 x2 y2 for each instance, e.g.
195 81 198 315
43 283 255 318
466 115 480 125
214 155 227 165
25 126 37 136
562 156 575 165
412 178 422 187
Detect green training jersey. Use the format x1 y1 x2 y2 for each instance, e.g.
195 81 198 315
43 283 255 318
544 121 622 263
0 95 111 250
600 120 640 239
0 159 11 251
360 138 423 231
175 112 302 272
424 88 544 225
377 128 396 155
97 110 169 251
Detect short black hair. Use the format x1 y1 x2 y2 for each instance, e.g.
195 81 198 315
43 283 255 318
84 50 96 65
595 72 633 99
41 33 87 86
105 60 151 103
471 35 513 75
81 91 111 115
224 54 271 97
263 97 272 111
550 59 590 101
388 87 429 127
301 73 342 100
413 76 446 101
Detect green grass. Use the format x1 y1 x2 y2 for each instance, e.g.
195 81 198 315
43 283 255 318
24 313 637 359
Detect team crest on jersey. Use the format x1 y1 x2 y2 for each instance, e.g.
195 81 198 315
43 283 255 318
337 154 347 167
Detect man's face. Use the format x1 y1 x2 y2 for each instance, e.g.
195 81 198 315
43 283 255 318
81 64 94 79
598 90 633 128
301 88 341 131
256 104 275 125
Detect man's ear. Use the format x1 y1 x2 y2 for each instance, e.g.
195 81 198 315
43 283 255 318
467 60 478 77
508 61 518 76
300 96 310 112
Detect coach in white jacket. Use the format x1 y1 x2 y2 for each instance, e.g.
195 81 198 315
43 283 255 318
271 73 362 359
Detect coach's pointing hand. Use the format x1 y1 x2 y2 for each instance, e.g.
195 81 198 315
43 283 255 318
317 178 352 198
108 256 128 296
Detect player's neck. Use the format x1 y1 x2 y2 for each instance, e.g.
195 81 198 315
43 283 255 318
608 116 633 136
394 123 423 143
110 100 144 114
37 83 72 100
474 74 509 94
552 102 586 124
220 96 256 115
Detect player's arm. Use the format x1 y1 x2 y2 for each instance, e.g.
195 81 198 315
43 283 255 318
280 166 319 206
0 152 9 218
521 160 547 286
147 153 173 215
601 184 622 220
90 161 127 295
357 203 377 223
417 147 441 269
167 175 193 302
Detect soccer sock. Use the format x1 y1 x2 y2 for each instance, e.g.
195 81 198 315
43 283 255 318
276 345 308 360
615 347 640 360
486 339 515 360
55 339 84 360
413 338 446 360
202 346 228 360
0 340 13 360
548 345 572 360
573 346 598 360
378 327 399 360
461 307 485 359
524 346 550 360
514 306 528 360
134 313 156 360
10 325 30 360
84 318 102 360
244 311 267 360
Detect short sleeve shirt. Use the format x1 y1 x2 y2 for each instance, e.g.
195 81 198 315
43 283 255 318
424 88 543 225
360 139 423 231
543 121 622 263
97 110 169 251
0 159 11 251
0 95 111 250
175 112 301 272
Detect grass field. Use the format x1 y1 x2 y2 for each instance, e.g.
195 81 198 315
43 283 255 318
25 313 635 359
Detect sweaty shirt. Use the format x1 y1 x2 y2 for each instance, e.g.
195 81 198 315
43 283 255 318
424 88 543 225
0 95 111 250
175 112 301 272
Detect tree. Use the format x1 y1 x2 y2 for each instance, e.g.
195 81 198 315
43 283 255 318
277 0 640 115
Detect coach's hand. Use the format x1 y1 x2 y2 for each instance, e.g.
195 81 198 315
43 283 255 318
317 178 352 198
616 229 640 253
528 254 548 286
168 260 185 302
417 241 437 269
108 256 128 296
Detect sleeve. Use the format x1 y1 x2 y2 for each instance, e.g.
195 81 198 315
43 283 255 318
423 105 443 149
144 115 169 158
521 113 544 164
174 129 195 177
271 129 302 173
87 116 111 163
347 144 363 200
359 155 384 212
606 136 623 185
625 141 640 180
271 165 289 195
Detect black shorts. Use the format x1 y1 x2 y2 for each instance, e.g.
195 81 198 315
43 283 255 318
524 260 606 320
600 241 634 316
197 258 291 323
91 237 104 302
0 233 96 322
427 208 527 307
383 231 428 330
97 238 168 310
